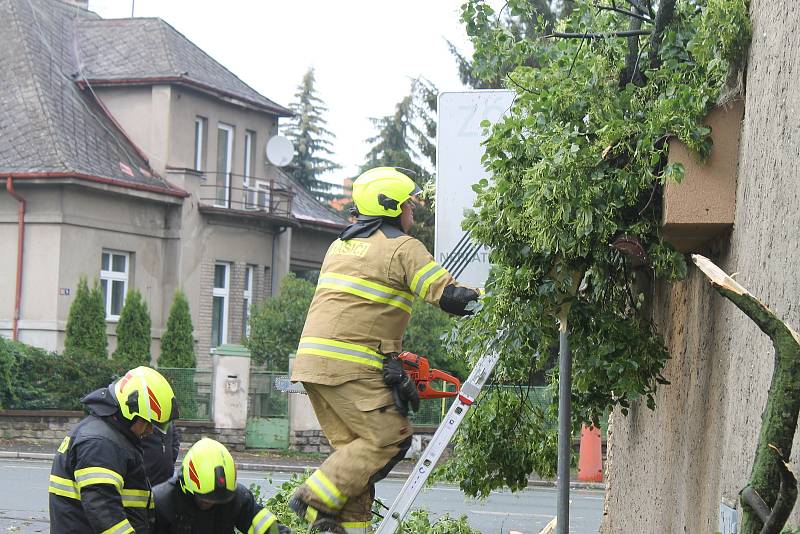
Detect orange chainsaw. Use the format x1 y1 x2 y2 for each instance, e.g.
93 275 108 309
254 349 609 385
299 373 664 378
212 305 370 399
397 351 460 400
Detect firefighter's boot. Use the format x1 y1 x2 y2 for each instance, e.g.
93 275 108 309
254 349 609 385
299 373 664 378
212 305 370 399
288 495 346 534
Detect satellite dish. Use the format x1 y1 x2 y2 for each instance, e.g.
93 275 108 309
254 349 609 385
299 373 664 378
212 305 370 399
266 135 294 167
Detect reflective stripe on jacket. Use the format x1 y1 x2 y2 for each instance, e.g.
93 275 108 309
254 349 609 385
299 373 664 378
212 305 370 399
291 228 458 385
152 478 279 534
49 414 152 534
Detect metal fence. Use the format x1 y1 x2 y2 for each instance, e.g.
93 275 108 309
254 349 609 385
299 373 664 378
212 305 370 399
158 368 212 421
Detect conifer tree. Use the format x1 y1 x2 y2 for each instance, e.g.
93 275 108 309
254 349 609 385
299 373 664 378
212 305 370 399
159 291 196 368
361 79 438 251
113 289 151 367
64 277 108 360
284 67 340 200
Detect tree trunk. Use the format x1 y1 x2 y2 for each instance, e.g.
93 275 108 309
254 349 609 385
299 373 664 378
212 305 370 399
692 255 800 534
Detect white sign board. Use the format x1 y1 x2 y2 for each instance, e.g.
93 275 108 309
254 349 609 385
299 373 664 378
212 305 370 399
435 90 515 287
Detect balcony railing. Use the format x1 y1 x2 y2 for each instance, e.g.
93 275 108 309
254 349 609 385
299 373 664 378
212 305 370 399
198 172 293 219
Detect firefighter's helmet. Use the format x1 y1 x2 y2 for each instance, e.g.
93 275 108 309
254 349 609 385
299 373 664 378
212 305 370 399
180 438 237 503
112 366 178 433
352 167 421 217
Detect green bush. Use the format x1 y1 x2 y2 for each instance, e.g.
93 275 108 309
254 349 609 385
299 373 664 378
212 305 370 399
113 289 152 367
159 290 196 368
0 338 122 410
246 274 315 370
64 277 107 360
250 471 479 533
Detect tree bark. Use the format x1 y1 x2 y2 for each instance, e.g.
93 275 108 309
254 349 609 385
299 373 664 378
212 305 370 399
692 255 800 534
647 0 677 69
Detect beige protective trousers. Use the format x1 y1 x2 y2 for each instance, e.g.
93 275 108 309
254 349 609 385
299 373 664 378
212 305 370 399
298 376 413 530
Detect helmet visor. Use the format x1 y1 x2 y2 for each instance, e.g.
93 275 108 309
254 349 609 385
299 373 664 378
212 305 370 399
194 487 236 505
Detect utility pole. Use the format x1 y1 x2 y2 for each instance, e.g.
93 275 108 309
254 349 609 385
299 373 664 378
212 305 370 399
131 0 135 17
557 320 572 534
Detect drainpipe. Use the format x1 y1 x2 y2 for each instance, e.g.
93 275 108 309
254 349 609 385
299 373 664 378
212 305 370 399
6 178 26 341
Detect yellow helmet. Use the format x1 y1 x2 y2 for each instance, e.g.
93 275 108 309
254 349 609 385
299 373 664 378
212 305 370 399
180 438 237 503
112 366 178 433
352 167 421 217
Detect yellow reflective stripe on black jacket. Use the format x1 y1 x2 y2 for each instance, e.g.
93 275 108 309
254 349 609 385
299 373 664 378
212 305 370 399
100 517 134 534
298 337 384 369
318 272 414 313
248 507 277 534
49 474 80 500
74 466 124 490
121 488 154 508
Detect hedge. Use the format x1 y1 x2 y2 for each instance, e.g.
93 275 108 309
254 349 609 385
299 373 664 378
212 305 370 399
0 338 124 411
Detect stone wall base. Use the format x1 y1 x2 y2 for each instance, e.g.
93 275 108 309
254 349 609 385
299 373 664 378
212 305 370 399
0 411 246 452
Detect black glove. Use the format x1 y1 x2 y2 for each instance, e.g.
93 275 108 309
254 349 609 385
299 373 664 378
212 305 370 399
383 356 420 416
276 525 292 534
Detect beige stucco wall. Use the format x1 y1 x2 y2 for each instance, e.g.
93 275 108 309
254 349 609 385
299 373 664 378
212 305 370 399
601 2 800 532
96 85 281 191
0 183 179 357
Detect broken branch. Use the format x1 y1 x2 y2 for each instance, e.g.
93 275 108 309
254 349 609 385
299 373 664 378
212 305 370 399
593 3 653 22
544 29 651 39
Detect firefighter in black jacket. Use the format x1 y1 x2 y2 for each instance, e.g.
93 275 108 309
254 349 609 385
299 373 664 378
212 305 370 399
49 366 179 534
152 438 290 534
142 421 181 486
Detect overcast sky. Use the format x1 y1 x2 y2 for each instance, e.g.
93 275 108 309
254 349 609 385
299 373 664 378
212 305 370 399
87 0 475 185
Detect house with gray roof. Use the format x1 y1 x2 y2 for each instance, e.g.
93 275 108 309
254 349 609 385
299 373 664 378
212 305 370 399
0 0 346 365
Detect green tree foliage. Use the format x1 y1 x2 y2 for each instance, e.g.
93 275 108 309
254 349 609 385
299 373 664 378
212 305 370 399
246 274 316 370
285 67 340 201
250 472 479 533
449 0 573 89
64 277 108 360
440 0 751 496
0 338 121 410
159 290 196 368
113 289 152 367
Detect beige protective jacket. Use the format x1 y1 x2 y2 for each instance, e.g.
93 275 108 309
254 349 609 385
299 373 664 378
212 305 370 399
291 228 459 385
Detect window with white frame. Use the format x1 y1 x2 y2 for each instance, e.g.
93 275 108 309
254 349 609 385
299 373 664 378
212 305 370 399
211 262 230 347
194 117 207 171
242 265 254 339
100 250 129 320
243 131 256 209
215 124 234 207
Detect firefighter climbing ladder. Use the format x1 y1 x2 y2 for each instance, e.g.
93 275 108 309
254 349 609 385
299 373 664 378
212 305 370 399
374 335 503 534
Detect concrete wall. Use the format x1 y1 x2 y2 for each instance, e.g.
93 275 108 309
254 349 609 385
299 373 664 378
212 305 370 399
601 2 800 532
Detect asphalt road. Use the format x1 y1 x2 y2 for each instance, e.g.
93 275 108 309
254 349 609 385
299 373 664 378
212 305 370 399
0 459 604 533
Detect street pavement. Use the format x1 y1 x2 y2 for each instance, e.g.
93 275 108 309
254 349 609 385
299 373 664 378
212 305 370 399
0 458 604 533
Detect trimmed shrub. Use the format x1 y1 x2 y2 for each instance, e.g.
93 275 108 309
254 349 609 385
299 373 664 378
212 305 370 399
113 289 152 367
158 290 196 368
64 277 107 360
